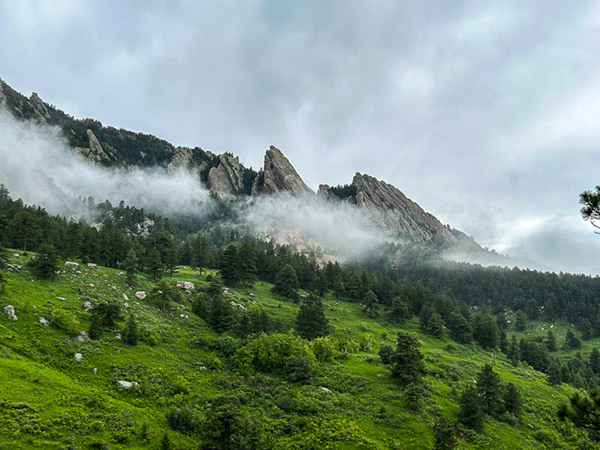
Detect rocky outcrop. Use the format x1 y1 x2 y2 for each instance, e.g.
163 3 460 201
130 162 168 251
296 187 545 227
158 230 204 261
208 153 246 197
0 79 7 107
29 93 52 124
321 173 459 246
74 129 111 164
262 146 313 196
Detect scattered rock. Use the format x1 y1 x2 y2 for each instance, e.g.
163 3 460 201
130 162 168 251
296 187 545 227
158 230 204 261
87 263 98 269
93 368 97 374
83 301 93 311
57 296 66 301
117 380 139 389
39 316 49 326
122 294 129 301
319 387 332 393
176 281 195 291
4 305 17 321
77 331 90 341
115 333 122 340
64 261 79 268
74 353 83 362
198 366 207 371
7 264 22 272
123 302 129 308
135 291 147 300
12 253 20 258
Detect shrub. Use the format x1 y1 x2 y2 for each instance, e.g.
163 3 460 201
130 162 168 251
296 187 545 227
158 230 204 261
50 308 80 336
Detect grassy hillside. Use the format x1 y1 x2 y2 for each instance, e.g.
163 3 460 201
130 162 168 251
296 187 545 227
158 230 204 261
0 251 596 449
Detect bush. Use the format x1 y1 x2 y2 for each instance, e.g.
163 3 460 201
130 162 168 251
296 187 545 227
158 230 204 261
50 308 80 336
166 406 202 436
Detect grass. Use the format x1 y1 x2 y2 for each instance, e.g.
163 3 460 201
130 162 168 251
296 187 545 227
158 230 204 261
0 251 597 449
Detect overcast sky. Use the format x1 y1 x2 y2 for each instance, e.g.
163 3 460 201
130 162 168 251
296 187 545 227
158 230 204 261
1 0 600 274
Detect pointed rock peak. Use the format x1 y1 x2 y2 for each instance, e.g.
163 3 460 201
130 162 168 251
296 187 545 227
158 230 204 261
263 146 313 196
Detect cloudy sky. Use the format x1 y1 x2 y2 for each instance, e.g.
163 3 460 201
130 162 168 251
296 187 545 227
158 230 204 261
1 0 600 274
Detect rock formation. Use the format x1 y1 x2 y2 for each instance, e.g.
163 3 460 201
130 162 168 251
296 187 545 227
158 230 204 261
262 146 314 196
321 173 460 247
208 153 246 197
74 129 111 164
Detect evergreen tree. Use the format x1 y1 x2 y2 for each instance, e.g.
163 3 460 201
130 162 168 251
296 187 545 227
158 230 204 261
238 243 257 286
546 330 557 352
209 296 236 333
566 329 581 348
504 382 522 417
8 211 41 251
378 344 393 364
363 290 379 318
122 314 138 346
547 361 562 386
296 295 329 340
508 335 520 366
472 313 498 349
220 244 240 286
88 310 103 340
476 364 502 416
426 312 445 339
146 247 163 280
272 264 300 301
391 332 424 387
590 348 600 374
458 385 484 430
91 301 123 329
558 390 600 443
29 242 58 279
123 248 139 286
515 310 527 331
388 296 409 323
433 417 457 450
448 311 472 344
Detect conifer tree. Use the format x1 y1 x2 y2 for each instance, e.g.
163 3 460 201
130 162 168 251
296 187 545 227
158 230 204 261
547 361 562 386
389 296 409 324
566 329 581 348
426 312 444 339
433 417 457 450
476 364 502 416
122 314 138 345
504 382 522 417
458 385 483 430
363 290 379 318
296 295 329 340
220 244 240 286
546 329 557 352
391 332 424 387
273 264 300 301
29 242 58 279
123 248 138 286
590 348 600 374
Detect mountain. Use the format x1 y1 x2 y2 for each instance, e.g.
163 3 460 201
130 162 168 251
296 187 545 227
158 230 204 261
0 76 485 256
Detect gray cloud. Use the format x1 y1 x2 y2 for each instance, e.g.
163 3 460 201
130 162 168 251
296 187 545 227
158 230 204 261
1 1 600 273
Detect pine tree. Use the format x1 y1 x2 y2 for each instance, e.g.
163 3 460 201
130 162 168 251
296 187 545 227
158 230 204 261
476 364 502 416
363 290 379 318
389 296 409 323
296 295 329 340
547 361 561 386
546 329 557 352
122 314 138 345
433 417 457 450
272 264 300 301
448 311 472 344
146 247 162 280
238 243 257 286
458 385 483 430
29 242 58 279
504 382 522 417
590 348 600 374
123 248 138 286
88 310 103 340
391 332 424 387
426 312 444 339
508 335 520 366
566 329 581 348
515 310 527 331
220 244 240 286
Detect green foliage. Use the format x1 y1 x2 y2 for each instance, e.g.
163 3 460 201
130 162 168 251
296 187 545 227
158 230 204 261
237 333 315 381
476 364 502 416
390 332 424 387
558 390 600 443
28 242 58 279
458 385 484 430
272 264 300 301
122 314 138 345
296 295 329 340
49 308 80 336
433 416 457 450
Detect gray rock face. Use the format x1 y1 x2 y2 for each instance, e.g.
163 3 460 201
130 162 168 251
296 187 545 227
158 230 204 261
29 93 52 123
208 153 245 197
262 146 313 196
322 173 459 246
0 79 7 107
